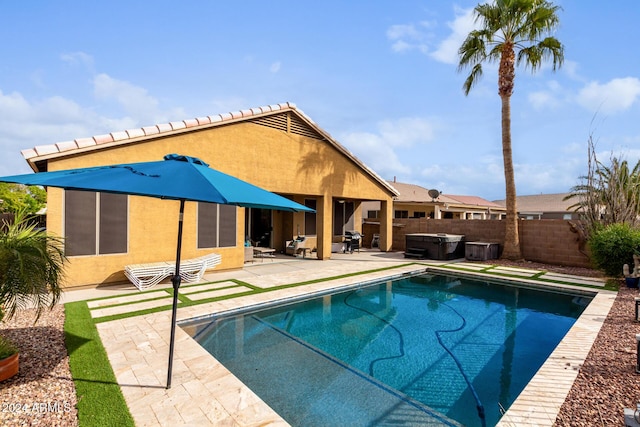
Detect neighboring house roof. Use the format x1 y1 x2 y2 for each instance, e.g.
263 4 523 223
21 102 399 197
389 181 454 203
388 181 502 208
443 194 503 208
493 193 578 213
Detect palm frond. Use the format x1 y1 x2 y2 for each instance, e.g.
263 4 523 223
463 64 484 96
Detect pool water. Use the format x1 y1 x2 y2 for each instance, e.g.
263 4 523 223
184 273 591 426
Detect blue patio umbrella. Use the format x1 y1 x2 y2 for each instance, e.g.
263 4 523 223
0 153 314 388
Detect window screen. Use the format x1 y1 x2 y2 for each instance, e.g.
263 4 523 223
65 191 97 256
197 202 218 248
99 192 128 254
219 204 236 247
64 190 128 256
198 202 237 248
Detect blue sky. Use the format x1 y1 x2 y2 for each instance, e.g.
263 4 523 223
1 0 638 201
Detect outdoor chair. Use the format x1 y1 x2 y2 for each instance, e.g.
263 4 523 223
285 236 313 258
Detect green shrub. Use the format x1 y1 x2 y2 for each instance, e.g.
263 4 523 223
588 223 640 276
0 335 18 359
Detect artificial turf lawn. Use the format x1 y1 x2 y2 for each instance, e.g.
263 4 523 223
64 301 135 427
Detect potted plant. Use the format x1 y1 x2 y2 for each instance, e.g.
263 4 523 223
0 210 66 381
0 334 18 381
623 254 640 288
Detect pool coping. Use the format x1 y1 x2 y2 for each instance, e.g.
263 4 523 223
93 261 616 426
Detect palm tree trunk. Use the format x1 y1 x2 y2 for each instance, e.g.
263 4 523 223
500 94 522 260
497 41 522 260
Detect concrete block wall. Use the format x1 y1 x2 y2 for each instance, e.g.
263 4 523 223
363 219 592 268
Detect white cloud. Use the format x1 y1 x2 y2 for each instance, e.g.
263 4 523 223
208 97 251 114
0 75 194 175
387 24 422 41
377 117 436 147
270 62 281 73
528 80 563 110
0 89 135 175
577 77 640 114
387 7 477 65
94 74 158 114
340 117 438 178
340 131 410 177
93 74 185 124
419 155 505 197
386 22 433 54
528 91 556 110
60 51 95 70
390 39 413 53
514 161 582 195
561 60 583 82
430 7 476 65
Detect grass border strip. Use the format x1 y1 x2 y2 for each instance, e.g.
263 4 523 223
64 301 135 427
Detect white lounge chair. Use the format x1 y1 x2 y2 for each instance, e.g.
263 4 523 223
177 253 222 283
125 253 221 290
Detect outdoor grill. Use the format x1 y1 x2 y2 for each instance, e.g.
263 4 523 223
344 231 362 253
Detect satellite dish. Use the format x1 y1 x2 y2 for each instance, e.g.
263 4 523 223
428 189 440 200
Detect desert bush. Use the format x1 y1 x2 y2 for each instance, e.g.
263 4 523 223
565 135 640 235
588 223 640 276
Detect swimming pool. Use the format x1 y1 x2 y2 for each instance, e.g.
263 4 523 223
183 273 592 426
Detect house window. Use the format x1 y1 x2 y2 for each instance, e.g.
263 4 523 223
305 199 317 235
197 202 237 248
367 210 380 219
394 210 408 219
64 190 128 256
412 211 426 218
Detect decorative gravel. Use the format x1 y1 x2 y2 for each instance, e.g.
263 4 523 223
0 305 78 427
554 285 640 427
0 261 635 427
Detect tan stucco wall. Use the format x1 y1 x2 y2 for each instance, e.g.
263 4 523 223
45 118 394 288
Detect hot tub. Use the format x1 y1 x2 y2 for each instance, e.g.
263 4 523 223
404 233 466 260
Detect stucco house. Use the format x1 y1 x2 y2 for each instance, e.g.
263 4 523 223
363 180 505 220
21 102 398 288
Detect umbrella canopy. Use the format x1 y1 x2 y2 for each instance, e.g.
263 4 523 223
0 154 314 388
0 153 312 212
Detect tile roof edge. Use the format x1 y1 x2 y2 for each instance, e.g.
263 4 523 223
22 102 298 163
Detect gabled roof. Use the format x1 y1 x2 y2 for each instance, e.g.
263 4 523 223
388 181 502 208
493 193 577 213
21 102 399 197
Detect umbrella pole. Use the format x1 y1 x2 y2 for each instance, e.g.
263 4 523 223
167 199 185 389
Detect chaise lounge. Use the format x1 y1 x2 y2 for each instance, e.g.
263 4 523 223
125 253 222 290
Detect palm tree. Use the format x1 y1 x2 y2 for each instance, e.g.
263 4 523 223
458 0 564 259
0 211 66 322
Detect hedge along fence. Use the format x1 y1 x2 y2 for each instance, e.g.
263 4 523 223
362 218 591 268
